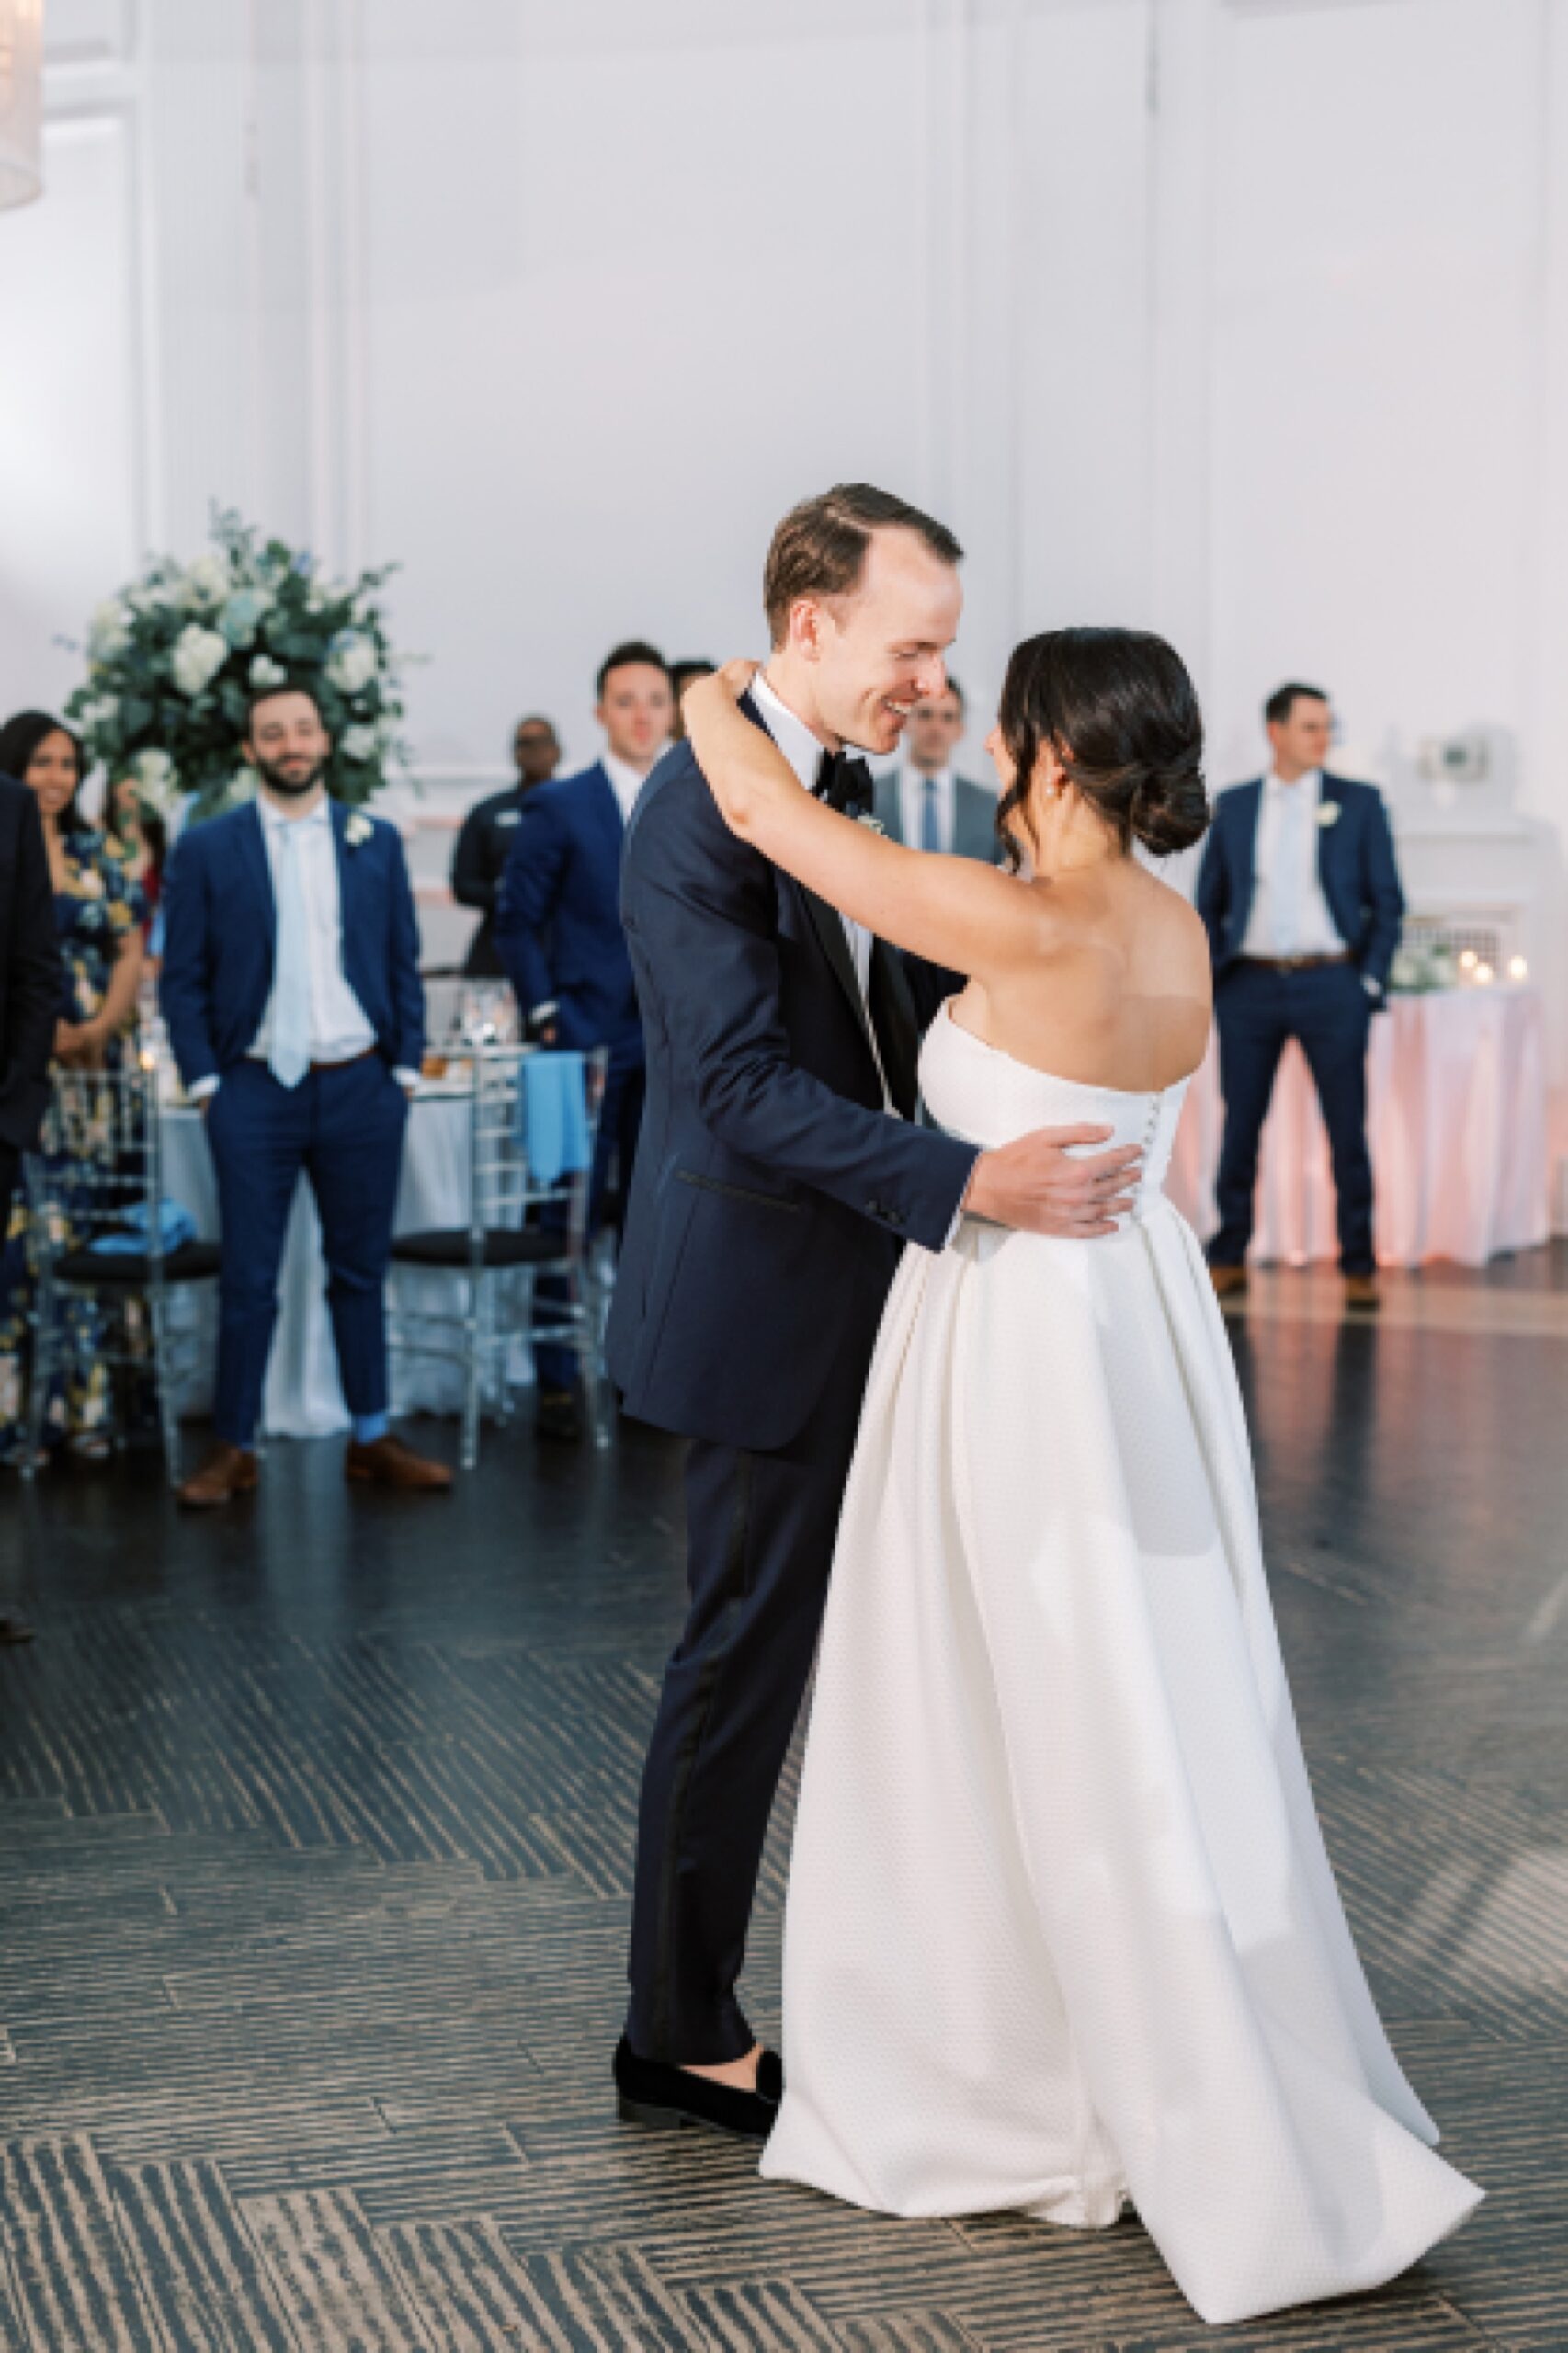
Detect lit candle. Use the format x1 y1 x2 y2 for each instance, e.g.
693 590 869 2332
1475 962 1494 985
1459 949 1479 972
1508 955 1528 982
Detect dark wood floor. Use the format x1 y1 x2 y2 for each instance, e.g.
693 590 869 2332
1 1251 1566 2350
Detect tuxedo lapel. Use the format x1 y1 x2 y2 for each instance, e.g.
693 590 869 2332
801 884 873 1043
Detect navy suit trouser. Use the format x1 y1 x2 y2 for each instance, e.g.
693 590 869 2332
1210 959 1376 1275
625 1290 881 2063
206 1056 408 1446
533 1051 644 1394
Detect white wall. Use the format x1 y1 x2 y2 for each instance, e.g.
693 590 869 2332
3 0 1567 1188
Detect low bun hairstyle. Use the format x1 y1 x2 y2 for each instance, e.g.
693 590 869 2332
994 628 1209 867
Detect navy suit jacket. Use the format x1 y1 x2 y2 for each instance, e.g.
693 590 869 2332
159 797 425 1088
493 761 642 1066
1195 773 1405 998
606 704 978 1454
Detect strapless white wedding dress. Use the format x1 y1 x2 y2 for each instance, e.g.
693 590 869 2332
759 1005 1481 2328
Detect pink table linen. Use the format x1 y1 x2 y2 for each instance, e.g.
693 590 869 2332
1166 985 1549 1268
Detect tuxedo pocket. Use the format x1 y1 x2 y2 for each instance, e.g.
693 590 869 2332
676 1169 801 1215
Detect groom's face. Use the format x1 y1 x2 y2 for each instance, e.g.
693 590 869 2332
812 529 961 756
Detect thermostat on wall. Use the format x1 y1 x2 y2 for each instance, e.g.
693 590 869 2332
1416 733 1491 784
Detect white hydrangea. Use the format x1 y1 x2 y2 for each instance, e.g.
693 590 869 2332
88 599 131 660
184 551 232 607
325 631 378 695
131 748 176 799
340 724 377 763
78 694 119 732
249 654 288 689
171 623 230 698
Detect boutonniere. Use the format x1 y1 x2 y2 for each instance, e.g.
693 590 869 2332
1316 801 1342 829
345 811 374 848
855 813 888 836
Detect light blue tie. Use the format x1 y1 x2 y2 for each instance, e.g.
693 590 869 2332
1273 786 1304 957
268 820 312 1088
921 775 941 853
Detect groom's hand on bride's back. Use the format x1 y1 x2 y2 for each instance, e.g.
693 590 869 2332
964 1126 1142 1239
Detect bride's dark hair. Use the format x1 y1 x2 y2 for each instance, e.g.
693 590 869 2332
994 628 1209 868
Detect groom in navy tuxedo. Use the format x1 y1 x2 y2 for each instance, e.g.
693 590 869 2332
160 685 453 1505
1196 682 1405 1306
606 484 1146 2141
494 642 673 1440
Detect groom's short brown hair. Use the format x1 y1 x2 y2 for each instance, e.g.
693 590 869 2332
764 483 963 647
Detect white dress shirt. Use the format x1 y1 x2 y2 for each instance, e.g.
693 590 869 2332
898 767 957 856
249 793 380 1071
748 674 897 1108
1241 769 1346 961
602 749 654 828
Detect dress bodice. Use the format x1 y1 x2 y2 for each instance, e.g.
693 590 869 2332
920 1002 1189 1221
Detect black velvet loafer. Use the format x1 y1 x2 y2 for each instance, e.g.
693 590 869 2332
613 2037 783 2142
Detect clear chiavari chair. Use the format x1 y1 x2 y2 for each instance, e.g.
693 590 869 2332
388 1044 611 1468
22 1061 222 1485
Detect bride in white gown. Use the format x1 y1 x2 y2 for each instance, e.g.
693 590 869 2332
680 635 1481 2330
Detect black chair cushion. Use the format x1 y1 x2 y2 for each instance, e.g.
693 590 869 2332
57 1240 223 1287
392 1226 570 1269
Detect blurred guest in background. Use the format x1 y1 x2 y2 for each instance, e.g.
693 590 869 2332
872 677 998 860
495 641 673 1440
0 711 144 1464
1197 682 1405 1312
451 714 562 976
0 760 56 1632
670 661 716 741
160 683 452 1506
102 775 170 958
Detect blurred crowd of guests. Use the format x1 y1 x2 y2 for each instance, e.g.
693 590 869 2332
0 647 1404 1507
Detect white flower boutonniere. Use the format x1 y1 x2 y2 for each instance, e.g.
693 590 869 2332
1316 801 1342 829
855 813 888 836
345 811 374 849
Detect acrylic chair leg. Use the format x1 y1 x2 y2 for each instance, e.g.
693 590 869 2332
149 1289 183 1489
22 1279 57 1480
461 1267 482 1472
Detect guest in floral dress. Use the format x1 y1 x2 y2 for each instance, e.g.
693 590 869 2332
0 711 146 1463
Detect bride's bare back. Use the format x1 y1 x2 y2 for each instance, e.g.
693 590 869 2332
949 859 1211 1097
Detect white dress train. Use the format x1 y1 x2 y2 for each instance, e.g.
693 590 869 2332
759 1006 1481 2329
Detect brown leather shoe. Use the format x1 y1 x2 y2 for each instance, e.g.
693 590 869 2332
177 1442 259 1510
1345 1273 1381 1311
344 1434 454 1491
1209 1264 1248 1300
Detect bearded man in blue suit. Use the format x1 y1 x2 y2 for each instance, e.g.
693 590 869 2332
1196 682 1405 1309
160 685 452 1504
494 641 674 1441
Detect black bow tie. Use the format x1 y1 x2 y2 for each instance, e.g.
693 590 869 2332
814 750 875 820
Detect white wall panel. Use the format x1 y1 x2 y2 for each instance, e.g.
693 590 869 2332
0 113 142 712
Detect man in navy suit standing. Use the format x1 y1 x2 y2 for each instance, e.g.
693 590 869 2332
604 484 1145 2142
494 642 674 1441
160 685 452 1505
1196 682 1405 1310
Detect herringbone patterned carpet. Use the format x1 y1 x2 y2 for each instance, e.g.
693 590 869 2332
1 1254 1565 2349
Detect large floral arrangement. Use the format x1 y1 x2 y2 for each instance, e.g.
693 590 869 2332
65 509 408 820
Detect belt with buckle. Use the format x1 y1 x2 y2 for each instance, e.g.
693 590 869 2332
309 1047 380 1073
1238 953 1351 974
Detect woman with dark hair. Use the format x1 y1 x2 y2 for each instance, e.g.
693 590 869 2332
677 636 1478 2325
0 710 146 1461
